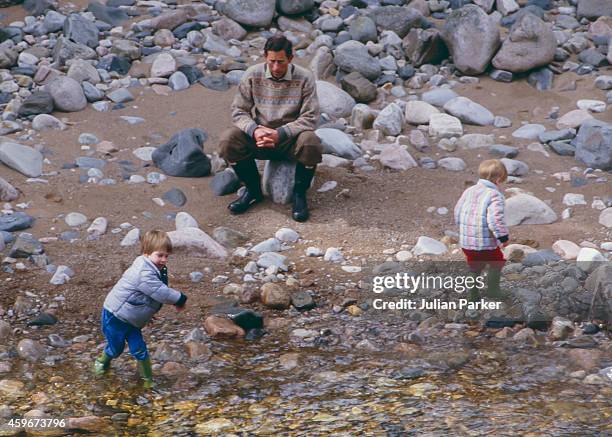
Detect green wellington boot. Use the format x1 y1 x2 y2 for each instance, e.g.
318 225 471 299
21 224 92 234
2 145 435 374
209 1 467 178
137 358 154 389
93 353 111 376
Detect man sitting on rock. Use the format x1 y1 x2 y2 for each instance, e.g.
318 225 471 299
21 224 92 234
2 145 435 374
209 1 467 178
219 34 322 222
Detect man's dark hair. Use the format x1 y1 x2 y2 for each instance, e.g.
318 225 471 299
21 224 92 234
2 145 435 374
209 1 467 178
264 34 293 57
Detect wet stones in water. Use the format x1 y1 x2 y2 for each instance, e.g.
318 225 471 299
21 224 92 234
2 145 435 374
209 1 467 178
27 313 58 327
0 212 35 232
392 366 425 380
290 291 316 311
199 73 230 91
162 188 187 207
227 309 263 331
582 323 600 335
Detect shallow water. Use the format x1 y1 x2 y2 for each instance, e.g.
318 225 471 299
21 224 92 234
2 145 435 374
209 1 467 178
6 328 610 436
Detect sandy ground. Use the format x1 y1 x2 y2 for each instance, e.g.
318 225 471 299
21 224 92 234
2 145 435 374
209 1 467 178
0 2 611 323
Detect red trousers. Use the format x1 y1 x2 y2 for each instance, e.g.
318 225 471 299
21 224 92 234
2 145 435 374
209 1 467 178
462 247 506 273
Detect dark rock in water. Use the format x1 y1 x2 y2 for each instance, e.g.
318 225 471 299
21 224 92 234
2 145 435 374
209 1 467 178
522 250 561 267
549 141 575 156
245 328 266 341
398 65 415 80
228 309 263 331
0 212 35 232
173 22 203 39
199 73 230 91
162 188 187 207
392 367 425 380
210 168 239 196
490 69 513 82
152 128 211 177
582 323 600 335
178 65 203 84
9 233 43 258
527 68 554 91
18 92 54 117
87 1 129 26
22 0 56 16
290 291 316 311
565 336 598 349
27 313 58 326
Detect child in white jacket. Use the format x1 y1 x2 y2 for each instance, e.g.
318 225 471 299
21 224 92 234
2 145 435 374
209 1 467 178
94 230 187 388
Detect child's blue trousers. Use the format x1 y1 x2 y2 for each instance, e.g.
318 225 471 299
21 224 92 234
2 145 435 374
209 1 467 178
101 309 149 361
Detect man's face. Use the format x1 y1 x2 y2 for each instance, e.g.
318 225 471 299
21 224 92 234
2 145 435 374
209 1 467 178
265 50 292 79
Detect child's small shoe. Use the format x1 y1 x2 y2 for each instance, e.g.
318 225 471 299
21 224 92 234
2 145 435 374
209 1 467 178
137 358 155 389
93 353 111 376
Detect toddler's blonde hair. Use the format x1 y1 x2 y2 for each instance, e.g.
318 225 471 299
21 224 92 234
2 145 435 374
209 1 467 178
141 230 172 255
478 159 508 183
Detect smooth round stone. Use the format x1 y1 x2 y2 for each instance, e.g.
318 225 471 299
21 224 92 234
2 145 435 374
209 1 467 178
64 212 87 227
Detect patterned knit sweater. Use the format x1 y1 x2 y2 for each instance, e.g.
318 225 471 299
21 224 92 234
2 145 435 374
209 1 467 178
231 62 319 143
454 179 509 250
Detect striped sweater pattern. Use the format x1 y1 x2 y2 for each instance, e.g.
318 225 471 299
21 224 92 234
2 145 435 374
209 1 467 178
231 62 319 143
454 179 509 250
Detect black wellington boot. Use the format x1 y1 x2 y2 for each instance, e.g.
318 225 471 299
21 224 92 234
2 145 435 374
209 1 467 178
228 159 263 214
292 163 316 222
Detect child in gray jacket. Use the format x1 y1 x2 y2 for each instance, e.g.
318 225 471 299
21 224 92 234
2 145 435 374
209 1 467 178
94 230 187 388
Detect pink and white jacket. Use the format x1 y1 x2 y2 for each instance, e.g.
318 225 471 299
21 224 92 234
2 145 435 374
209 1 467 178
454 179 509 250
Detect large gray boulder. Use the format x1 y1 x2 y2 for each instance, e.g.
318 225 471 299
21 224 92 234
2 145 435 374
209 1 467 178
152 128 211 177
573 119 612 170
334 40 381 81
369 6 426 38
402 28 449 67
441 5 500 75
277 0 315 15
0 141 43 178
492 13 556 73
506 193 557 226
45 76 87 112
220 0 276 28
64 13 99 48
577 0 612 19
316 81 355 119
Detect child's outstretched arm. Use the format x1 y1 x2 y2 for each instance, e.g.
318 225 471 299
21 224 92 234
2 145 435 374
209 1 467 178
486 192 509 246
138 269 185 305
